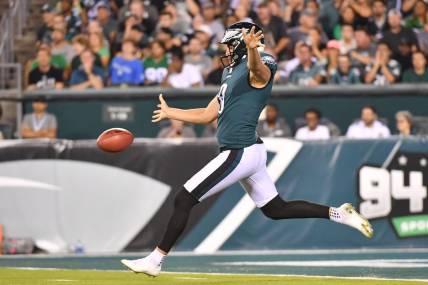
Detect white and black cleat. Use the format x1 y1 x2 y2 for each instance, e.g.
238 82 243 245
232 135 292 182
121 257 161 277
339 203 374 238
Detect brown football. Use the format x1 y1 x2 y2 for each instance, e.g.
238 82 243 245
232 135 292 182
97 128 134 152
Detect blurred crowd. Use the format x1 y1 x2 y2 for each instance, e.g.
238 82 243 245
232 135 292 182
25 0 428 91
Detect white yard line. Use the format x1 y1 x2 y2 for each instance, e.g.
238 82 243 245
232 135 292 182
164 271 428 283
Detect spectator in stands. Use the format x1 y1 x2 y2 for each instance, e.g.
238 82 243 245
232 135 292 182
37 4 55 44
162 1 193 35
346 105 391 139
382 9 418 59
155 28 177 52
295 108 330 140
110 39 144 86
162 48 203 88
127 0 158 35
325 40 340 78
289 43 325 86
27 48 64 91
89 32 110 69
395 111 413 137
329 54 361 84
284 0 305 27
144 41 169 86
87 19 104 35
157 119 196 138
79 0 101 18
395 110 414 136
157 11 175 32
56 0 82 41
117 14 149 52
347 0 372 24
97 3 117 44
350 28 376 72
318 0 341 37
367 0 389 39
71 35 103 71
70 49 104 90
194 30 214 55
184 38 212 78
257 103 291 138
29 43 67 72
333 6 356 40
405 0 427 29
338 24 356 55
51 14 68 37
307 27 327 63
254 1 289 59
202 2 224 43
21 98 57 139
191 14 213 40
276 41 305 83
365 42 401 85
402 50 428 82
51 27 75 65
233 4 252 23
128 24 149 50
396 38 413 72
288 9 326 58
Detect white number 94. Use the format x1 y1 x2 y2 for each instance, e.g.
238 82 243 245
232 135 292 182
359 166 427 219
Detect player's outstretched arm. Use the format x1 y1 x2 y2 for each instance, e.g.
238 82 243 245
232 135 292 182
152 94 219 125
242 27 271 88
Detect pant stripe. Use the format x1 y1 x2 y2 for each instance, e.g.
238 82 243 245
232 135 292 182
190 148 244 200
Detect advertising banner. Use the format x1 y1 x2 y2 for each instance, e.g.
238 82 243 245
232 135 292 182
0 138 427 253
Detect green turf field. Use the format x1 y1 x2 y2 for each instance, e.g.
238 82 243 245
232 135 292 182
0 268 427 285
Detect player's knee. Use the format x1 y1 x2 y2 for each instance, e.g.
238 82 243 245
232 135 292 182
260 196 288 220
174 188 199 210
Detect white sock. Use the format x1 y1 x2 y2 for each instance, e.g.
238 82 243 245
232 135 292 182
147 248 166 266
329 207 343 223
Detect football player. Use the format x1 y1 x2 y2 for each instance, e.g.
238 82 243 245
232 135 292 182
121 22 373 277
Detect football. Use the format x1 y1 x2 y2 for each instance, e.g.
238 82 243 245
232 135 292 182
97 128 134 152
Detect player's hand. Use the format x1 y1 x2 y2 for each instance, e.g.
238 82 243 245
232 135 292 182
242 26 263 49
152 94 170 123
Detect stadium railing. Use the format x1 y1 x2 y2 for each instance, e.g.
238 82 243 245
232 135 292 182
0 63 22 138
0 0 28 63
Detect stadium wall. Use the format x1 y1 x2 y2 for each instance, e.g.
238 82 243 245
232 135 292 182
0 138 427 253
22 84 428 139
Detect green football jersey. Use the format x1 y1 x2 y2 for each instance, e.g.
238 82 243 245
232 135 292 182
216 52 277 149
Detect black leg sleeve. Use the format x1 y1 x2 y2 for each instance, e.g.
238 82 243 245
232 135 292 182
261 195 330 220
158 188 199 253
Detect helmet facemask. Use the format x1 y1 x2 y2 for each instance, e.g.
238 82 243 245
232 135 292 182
220 33 247 68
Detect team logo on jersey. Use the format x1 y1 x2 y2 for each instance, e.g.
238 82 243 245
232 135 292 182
358 151 428 238
261 55 275 65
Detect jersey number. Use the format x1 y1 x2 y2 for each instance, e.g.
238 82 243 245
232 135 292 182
217 83 228 115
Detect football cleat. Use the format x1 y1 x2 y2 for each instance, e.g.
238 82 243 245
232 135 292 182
121 257 161 277
339 203 374 238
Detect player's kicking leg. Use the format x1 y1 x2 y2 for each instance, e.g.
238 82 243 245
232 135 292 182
239 145 373 238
